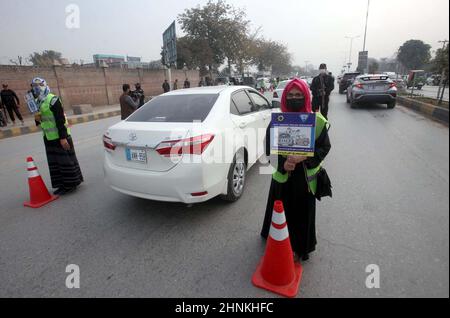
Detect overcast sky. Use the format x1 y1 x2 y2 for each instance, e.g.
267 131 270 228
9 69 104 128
0 0 448 74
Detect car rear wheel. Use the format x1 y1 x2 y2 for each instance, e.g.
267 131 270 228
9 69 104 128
350 98 358 109
346 93 350 103
387 101 396 109
221 151 246 202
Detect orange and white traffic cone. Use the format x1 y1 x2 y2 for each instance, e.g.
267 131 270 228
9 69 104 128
252 200 303 298
23 157 59 208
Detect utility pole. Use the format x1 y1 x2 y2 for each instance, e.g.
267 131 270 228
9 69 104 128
304 61 310 76
345 35 360 72
437 40 448 103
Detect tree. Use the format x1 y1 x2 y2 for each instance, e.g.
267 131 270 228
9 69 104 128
178 0 233 72
29 50 63 67
397 40 431 71
431 44 449 77
252 39 292 76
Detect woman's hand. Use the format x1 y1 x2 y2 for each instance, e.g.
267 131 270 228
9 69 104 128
287 155 307 164
60 138 71 151
284 161 297 172
34 113 41 122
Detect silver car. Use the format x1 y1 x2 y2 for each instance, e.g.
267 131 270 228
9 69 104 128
346 74 397 109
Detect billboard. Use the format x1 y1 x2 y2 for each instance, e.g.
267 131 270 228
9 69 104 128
358 51 369 73
163 21 177 66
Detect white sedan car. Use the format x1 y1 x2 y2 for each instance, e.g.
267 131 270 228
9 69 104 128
103 86 277 204
272 80 291 108
272 79 311 108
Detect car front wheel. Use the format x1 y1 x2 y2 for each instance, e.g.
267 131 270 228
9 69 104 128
221 151 246 202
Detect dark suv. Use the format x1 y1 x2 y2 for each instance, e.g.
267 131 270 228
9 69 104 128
339 72 361 94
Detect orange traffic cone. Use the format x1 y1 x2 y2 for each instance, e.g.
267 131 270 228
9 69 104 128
252 200 303 298
24 157 59 208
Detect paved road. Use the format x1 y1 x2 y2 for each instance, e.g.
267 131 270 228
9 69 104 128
412 85 449 102
0 92 448 298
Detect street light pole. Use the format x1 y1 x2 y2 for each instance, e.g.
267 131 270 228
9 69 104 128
363 0 370 52
304 61 309 76
345 35 360 72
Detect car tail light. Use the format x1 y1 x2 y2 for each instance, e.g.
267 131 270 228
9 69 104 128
191 191 208 197
355 83 364 89
389 82 397 88
103 135 116 151
156 134 215 157
273 92 279 98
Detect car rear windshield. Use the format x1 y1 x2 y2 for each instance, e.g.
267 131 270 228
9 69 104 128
126 94 219 123
343 73 360 80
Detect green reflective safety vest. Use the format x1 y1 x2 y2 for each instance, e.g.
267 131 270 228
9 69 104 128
39 93 70 141
272 112 329 195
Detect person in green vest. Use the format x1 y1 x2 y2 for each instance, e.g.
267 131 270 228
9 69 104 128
32 77 84 195
261 78 332 262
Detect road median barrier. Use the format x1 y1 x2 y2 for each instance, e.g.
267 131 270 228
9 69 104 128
0 109 121 140
397 95 449 125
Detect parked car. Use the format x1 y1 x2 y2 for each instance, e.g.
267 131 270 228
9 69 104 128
272 80 291 108
103 86 276 204
243 76 256 88
214 76 231 86
384 72 406 90
272 78 312 107
426 74 441 86
346 74 397 109
339 72 361 94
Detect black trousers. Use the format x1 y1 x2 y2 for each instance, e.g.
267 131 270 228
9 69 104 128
313 95 330 119
320 95 330 119
5 104 23 122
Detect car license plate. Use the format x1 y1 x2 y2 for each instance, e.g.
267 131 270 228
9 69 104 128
369 85 384 91
126 148 147 163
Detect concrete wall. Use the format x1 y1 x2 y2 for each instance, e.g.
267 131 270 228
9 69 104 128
0 65 200 117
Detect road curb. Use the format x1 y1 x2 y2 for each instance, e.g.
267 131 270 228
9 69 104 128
0 110 121 140
397 96 449 125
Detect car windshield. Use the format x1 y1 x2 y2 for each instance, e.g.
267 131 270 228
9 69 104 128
126 94 219 123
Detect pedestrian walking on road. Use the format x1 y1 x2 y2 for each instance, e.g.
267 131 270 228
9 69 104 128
31 77 84 195
162 80 170 93
261 78 332 262
0 84 24 126
173 79 179 90
120 84 139 120
310 64 335 120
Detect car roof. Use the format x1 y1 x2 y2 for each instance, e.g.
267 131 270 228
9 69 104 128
161 85 257 96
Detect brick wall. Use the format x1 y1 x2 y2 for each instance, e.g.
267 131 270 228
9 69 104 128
0 65 200 118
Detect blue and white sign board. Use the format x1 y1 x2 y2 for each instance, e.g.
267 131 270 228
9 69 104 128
270 112 316 157
25 92 39 114
163 21 177 66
